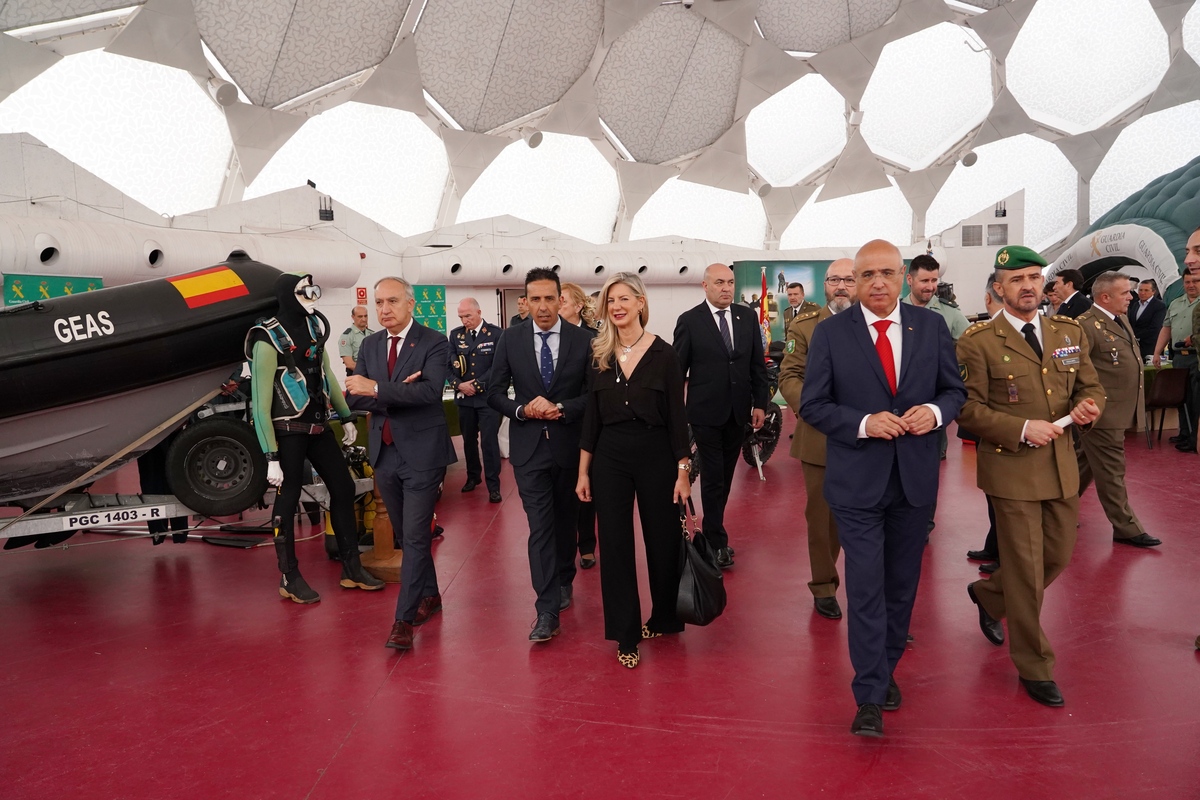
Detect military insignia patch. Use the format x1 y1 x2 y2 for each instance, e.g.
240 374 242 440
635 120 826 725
959 363 968 381
997 249 1010 266
786 339 795 354
1002 354 1011 362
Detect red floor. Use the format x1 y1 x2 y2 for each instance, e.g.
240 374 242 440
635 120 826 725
2 417 1199 800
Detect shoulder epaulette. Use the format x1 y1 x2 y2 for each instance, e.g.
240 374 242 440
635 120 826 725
962 320 992 336
796 309 820 322
1051 314 1082 326
342 326 353 334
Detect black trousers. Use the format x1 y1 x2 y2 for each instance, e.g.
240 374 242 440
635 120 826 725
690 412 742 550
830 461 929 706
512 437 580 617
1177 354 1199 444
273 430 357 573
375 444 445 622
458 403 501 492
577 501 597 557
591 422 684 649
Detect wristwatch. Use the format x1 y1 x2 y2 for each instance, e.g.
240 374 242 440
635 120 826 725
678 462 690 472
266 452 279 462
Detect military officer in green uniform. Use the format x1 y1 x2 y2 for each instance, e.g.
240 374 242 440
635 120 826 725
1152 270 1200 451
450 297 503 502
957 246 1104 709
778 258 856 621
781 282 822 328
1074 272 1159 548
338 305 374 375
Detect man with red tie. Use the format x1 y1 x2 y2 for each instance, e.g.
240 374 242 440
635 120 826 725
346 277 457 652
800 240 966 738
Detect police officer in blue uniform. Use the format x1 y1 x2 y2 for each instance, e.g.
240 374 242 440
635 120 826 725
450 297 503 502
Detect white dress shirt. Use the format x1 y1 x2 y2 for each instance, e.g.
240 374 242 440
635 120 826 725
531 317 562 368
856 303 943 438
705 300 737 338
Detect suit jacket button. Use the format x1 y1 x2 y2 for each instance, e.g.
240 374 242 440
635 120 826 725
1069 367 1075 373
1042 368 1048 374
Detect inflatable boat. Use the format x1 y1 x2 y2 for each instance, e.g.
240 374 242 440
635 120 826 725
0 254 281 504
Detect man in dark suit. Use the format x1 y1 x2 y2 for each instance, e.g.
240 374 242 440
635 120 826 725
487 268 593 643
1130 279 1166 360
673 263 770 568
449 297 503 502
346 277 457 652
800 240 966 738
1053 268 1092 319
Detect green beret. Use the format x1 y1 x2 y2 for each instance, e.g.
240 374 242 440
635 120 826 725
994 245 1048 270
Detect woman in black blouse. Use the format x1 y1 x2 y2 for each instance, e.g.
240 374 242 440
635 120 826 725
577 273 691 669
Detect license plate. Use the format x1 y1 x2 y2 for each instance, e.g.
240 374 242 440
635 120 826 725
63 506 171 530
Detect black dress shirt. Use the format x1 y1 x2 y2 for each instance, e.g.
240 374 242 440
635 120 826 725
580 337 691 460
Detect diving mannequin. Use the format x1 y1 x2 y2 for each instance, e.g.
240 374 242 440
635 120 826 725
246 273 384 603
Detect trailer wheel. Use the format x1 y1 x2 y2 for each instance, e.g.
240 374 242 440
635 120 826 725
166 418 267 517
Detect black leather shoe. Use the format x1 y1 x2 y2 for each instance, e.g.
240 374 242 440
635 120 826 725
488 491 502 503
851 704 884 737
967 549 998 562
461 479 479 493
968 583 1004 646
1176 442 1196 453
980 561 999 574
715 546 734 569
559 585 573 611
529 612 560 642
580 553 597 569
884 677 901 712
814 597 842 620
1115 533 1162 547
1169 434 1184 444
1020 678 1064 707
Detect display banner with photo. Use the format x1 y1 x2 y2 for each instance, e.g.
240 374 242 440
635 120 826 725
412 284 447 333
731 260 831 342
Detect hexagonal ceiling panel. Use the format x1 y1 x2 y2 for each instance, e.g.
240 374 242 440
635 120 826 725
756 0 900 54
860 21 993 170
1007 0 1170 135
596 4 744 164
194 0 410 109
0 0 128 30
746 73 846 185
416 0 603 133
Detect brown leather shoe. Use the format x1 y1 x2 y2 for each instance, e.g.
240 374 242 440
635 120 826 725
385 619 414 650
413 594 442 626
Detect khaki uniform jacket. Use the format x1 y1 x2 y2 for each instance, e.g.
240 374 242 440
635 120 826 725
778 305 833 466
1075 308 1144 431
956 313 1105 501
782 300 822 329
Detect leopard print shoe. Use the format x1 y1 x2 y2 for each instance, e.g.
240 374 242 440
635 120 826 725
617 646 640 669
641 625 662 640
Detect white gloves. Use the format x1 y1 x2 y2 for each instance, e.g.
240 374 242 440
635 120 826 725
341 420 358 447
267 461 284 487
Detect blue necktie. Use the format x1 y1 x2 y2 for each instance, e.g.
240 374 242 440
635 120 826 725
538 331 554 390
717 309 733 354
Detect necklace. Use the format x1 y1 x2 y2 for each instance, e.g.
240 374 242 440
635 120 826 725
618 329 646 362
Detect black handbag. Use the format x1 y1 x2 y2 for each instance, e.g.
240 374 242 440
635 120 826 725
676 498 727 626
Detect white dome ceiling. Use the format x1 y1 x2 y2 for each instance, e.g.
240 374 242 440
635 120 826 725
1 0 1198 252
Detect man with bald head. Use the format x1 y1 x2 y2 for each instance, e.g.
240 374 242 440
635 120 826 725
801 240 965 737
449 297 503 501
674 263 770 568
778 257 856 620
338 305 374 374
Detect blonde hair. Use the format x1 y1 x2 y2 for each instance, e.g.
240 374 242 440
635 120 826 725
592 272 649 372
560 282 596 328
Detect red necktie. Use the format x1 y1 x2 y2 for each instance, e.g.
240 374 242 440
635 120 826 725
382 335 399 445
872 320 897 395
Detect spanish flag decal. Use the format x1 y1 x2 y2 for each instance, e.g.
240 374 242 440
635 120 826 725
168 266 249 309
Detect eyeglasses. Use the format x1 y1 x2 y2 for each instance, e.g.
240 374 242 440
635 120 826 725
824 276 853 286
295 284 322 301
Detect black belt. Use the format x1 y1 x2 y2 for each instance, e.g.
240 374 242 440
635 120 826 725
1176 348 1194 357
274 421 326 435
